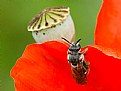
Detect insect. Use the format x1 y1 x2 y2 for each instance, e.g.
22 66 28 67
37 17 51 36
62 37 89 84
28 6 70 31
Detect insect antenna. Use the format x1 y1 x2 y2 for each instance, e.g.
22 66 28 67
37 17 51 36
75 38 81 44
61 37 72 44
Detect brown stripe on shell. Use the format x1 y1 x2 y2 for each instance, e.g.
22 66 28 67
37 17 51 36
28 17 37 29
46 14 57 23
28 13 43 29
48 12 64 18
51 9 68 13
32 17 40 29
37 15 43 29
45 14 49 26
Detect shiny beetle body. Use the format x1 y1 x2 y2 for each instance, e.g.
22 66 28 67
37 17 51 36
62 37 89 84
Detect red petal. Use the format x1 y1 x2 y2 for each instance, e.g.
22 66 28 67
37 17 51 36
86 46 121 91
11 41 121 91
11 41 88 91
95 0 121 58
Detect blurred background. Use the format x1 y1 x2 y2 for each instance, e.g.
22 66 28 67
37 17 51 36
0 0 102 91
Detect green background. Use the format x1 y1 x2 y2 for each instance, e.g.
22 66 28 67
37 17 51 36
0 0 102 91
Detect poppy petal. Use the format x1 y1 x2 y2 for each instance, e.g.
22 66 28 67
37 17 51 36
11 41 88 91
95 0 121 58
86 46 121 91
11 41 121 91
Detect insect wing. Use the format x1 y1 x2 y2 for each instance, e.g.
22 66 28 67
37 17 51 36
71 65 87 84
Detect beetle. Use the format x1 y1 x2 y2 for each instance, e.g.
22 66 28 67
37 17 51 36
62 37 89 84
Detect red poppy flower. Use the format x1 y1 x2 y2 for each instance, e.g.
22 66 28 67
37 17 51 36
11 0 121 91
